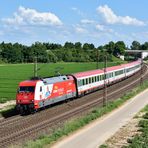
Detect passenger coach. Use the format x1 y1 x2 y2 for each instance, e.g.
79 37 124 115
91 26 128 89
72 60 141 97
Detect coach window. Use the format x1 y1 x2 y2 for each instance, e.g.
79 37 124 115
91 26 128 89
89 77 91 84
92 77 94 83
115 71 117 76
101 75 103 80
105 74 106 79
86 78 88 84
102 75 104 80
77 80 80 86
99 75 101 81
95 76 97 82
105 74 107 79
99 75 102 81
79 80 81 86
97 76 99 81
82 79 85 86
108 73 110 78
80 80 83 86
94 77 96 82
84 79 86 85
82 79 84 85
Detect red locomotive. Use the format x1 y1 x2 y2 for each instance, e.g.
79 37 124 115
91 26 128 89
16 60 141 114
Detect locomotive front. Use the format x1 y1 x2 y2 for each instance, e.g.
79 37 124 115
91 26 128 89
16 80 37 114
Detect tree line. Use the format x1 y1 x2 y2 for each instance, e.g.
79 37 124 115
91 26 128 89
0 40 147 63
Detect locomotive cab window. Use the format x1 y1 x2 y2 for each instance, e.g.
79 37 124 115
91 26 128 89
18 86 35 93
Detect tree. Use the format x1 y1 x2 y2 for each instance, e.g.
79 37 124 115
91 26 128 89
31 42 49 63
114 41 126 57
43 43 62 50
97 45 104 52
105 41 115 54
64 42 74 49
140 42 148 50
75 42 82 49
83 43 95 50
131 41 141 50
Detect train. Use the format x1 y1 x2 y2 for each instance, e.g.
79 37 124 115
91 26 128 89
16 60 141 114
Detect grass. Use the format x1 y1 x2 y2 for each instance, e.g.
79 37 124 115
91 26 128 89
0 61 125 103
122 105 148 148
23 79 148 148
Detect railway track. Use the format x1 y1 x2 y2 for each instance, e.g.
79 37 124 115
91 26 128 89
0 65 148 148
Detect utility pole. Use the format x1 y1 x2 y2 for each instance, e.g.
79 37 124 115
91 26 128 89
96 49 99 69
140 54 143 86
34 56 38 77
103 54 107 106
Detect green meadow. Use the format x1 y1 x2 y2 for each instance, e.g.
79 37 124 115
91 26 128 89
0 61 124 103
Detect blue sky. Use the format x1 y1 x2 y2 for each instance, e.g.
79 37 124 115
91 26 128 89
0 0 147 47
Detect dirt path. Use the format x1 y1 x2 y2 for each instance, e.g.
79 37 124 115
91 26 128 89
0 100 15 111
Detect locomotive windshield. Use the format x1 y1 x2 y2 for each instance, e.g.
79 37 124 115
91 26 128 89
18 86 35 93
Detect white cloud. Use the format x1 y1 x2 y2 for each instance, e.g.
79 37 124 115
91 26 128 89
96 24 113 32
97 5 145 26
96 24 105 31
81 19 94 24
75 27 87 33
2 6 62 26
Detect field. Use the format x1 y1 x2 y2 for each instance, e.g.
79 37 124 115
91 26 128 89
0 61 124 103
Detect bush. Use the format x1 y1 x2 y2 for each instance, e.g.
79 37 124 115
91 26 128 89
125 105 148 148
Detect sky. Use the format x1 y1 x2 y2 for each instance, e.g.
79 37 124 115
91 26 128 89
0 0 147 47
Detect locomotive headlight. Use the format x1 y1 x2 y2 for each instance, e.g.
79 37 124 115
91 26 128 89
18 100 21 103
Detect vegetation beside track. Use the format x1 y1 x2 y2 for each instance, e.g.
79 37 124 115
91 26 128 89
23 79 148 148
123 105 148 148
0 61 124 103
